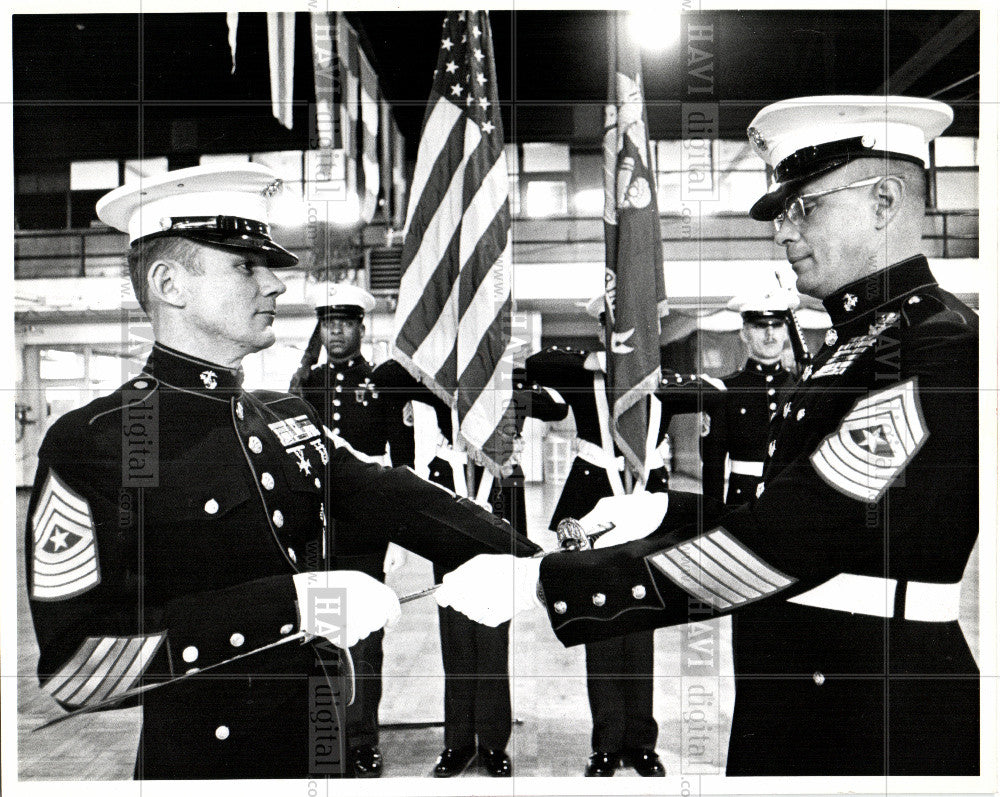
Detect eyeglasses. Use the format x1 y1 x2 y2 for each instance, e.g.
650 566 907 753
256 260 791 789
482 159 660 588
772 175 902 233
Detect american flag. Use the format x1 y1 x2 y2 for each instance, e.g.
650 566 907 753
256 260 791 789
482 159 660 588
603 11 668 483
393 10 515 476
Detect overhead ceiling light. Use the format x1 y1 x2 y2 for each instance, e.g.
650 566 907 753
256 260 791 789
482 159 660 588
628 8 681 52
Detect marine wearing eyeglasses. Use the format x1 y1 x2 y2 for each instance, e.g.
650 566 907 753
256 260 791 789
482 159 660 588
436 96 981 777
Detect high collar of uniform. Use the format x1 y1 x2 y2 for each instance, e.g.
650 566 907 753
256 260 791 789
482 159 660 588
748 358 785 375
822 255 937 328
144 343 245 395
325 355 362 371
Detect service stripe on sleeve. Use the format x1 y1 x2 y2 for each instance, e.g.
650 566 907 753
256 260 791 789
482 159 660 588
646 551 734 610
43 634 165 708
705 529 795 589
646 527 794 610
810 378 928 503
31 471 100 601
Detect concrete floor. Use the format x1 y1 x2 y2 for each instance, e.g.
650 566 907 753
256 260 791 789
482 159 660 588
15 479 979 781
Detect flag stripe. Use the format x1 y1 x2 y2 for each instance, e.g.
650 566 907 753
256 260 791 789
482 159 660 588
457 235 509 379
393 11 514 474
404 97 463 234
397 123 477 355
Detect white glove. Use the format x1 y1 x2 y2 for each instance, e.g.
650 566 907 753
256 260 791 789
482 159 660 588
292 571 401 648
434 554 542 627
585 491 669 549
382 543 408 574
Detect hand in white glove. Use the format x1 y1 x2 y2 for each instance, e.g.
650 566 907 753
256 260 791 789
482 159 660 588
292 571 401 649
585 491 669 549
434 554 542 627
383 543 408 574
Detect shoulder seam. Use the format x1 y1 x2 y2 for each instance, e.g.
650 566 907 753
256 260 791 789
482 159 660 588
87 382 160 426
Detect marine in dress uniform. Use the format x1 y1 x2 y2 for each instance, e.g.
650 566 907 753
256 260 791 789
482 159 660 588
25 165 538 780
531 97 979 776
443 97 980 777
371 360 566 777
292 283 402 777
525 311 668 778
701 295 794 505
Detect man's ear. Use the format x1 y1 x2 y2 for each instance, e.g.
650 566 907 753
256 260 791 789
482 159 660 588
147 259 187 309
738 325 751 347
874 176 906 230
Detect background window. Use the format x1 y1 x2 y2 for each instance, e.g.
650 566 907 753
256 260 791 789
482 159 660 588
525 180 568 217
70 160 119 191
124 157 169 185
522 142 570 173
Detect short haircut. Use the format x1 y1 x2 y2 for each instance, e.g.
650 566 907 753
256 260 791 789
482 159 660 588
850 157 928 207
126 235 204 312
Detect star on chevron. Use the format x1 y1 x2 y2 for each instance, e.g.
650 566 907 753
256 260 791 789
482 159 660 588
445 60 458 73
858 427 891 454
441 37 453 51
49 528 70 552
451 83 463 97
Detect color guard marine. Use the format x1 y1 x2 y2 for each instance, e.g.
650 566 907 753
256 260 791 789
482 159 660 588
525 299 670 778
25 165 537 780
290 282 406 777
701 294 795 505
370 358 567 778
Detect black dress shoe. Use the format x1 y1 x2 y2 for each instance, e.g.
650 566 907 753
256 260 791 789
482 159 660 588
621 748 666 776
584 751 619 776
348 745 383 778
433 745 477 777
478 746 512 777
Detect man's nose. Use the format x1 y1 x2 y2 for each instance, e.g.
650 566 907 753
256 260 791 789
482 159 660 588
257 265 287 297
773 217 800 247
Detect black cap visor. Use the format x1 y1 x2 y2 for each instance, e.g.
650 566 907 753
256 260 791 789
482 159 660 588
749 137 926 221
136 215 299 268
749 162 845 221
742 311 787 325
316 306 365 322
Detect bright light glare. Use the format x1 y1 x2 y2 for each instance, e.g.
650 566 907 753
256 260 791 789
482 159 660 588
329 194 362 226
573 188 605 216
269 191 309 227
628 8 681 52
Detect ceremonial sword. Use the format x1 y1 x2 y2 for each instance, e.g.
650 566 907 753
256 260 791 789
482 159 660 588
33 518 610 733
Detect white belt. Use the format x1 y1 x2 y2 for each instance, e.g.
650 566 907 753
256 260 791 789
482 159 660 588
435 440 469 497
730 459 764 477
788 573 962 622
576 439 625 473
435 441 468 468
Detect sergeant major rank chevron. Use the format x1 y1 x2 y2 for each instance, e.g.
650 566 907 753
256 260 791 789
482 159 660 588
810 378 928 503
31 471 101 600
